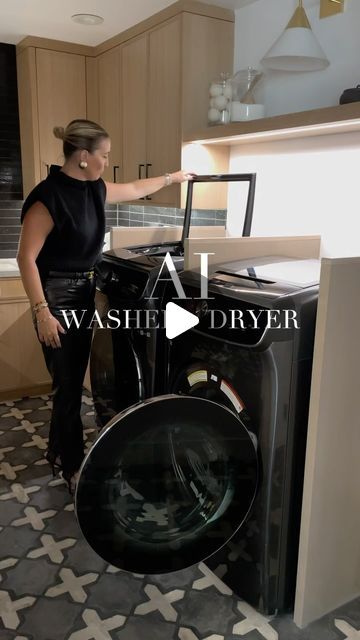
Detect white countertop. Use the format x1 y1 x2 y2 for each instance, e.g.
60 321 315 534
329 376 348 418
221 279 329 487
0 258 20 277
0 233 110 278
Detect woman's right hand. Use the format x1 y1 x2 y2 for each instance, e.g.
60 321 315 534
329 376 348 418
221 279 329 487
36 308 66 348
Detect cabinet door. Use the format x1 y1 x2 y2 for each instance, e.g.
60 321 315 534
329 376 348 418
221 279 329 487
182 13 234 134
147 18 181 205
98 47 122 183
0 279 51 398
36 49 87 179
121 34 147 185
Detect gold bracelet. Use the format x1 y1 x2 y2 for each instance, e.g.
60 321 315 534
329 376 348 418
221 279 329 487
33 301 49 313
164 173 172 187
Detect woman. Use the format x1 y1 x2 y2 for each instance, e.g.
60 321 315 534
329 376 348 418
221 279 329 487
17 119 193 494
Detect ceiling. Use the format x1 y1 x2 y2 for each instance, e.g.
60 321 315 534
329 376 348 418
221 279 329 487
0 0 259 47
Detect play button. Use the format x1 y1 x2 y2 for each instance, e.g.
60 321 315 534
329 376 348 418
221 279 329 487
165 302 199 339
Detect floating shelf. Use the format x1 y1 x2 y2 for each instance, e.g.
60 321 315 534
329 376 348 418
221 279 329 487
184 103 360 145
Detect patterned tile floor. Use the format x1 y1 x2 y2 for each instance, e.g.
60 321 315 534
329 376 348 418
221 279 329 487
0 391 359 640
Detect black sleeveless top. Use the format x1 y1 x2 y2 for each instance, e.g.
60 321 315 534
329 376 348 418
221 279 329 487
21 165 106 278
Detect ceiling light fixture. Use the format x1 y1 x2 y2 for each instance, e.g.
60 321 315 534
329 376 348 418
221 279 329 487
71 14 104 26
261 0 329 72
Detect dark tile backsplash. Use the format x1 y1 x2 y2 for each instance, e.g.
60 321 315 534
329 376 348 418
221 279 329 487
0 202 226 259
0 43 23 200
0 200 22 258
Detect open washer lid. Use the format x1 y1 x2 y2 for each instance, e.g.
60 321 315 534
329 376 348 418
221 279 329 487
75 394 258 574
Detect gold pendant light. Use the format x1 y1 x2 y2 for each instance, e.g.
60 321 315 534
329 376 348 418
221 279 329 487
261 0 329 72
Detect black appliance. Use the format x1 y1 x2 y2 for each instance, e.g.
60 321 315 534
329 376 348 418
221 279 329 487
76 394 258 575
77 254 319 615
164 256 320 613
90 173 256 426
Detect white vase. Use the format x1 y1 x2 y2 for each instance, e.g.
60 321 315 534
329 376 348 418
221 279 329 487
231 102 265 122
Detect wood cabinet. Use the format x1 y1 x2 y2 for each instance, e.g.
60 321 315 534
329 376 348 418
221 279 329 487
121 34 147 186
17 1 234 203
0 278 51 400
17 44 90 196
121 18 181 205
117 10 233 206
146 18 181 205
36 49 87 181
97 46 122 183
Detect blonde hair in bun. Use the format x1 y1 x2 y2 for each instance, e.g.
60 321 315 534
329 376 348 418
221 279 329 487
53 119 109 159
53 126 65 140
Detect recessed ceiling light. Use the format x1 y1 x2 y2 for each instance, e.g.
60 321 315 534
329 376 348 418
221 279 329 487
71 13 104 26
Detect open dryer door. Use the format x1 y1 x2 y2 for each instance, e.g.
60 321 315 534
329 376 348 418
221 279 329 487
75 395 258 574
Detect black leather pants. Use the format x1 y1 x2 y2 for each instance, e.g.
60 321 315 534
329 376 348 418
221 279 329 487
37 273 96 476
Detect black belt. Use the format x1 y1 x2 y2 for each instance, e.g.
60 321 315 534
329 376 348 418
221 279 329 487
47 269 95 279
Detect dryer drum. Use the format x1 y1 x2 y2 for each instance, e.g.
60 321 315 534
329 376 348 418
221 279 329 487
75 394 258 574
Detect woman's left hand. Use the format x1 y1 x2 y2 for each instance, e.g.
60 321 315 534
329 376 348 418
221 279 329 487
170 170 196 184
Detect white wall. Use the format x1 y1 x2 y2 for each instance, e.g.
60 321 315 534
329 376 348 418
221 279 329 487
227 131 360 257
234 0 360 116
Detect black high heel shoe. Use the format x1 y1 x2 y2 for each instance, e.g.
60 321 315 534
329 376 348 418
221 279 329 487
62 470 80 496
45 450 62 477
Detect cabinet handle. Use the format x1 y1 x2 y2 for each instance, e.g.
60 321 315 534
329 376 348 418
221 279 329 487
45 163 50 176
145 163 152 200
113 165 120 183
138 164 145 200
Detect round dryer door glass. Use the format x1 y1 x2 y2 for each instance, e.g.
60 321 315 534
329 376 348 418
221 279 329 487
75 395 258 574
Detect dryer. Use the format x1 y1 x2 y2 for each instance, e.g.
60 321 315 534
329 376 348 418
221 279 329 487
90 173 256 426
76 255 319 615
165 256 320 613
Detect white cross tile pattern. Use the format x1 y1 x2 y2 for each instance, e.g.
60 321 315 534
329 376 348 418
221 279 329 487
27 534 77 563
45 568 98 603
22 434 48 450
0 483 41 504
335 619 360 639
1 392 360 640
13 420 44 434
68 608 125 640
2 407 31 420
12 506 57 531
0 462 27 480
192 563 232 595
135 584 185 621
233 601 278 639
0 590 35 630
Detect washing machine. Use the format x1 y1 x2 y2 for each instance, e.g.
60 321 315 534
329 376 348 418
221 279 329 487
76 254 319 615
89 249 182 426
164 255 320 613
90 173 256 426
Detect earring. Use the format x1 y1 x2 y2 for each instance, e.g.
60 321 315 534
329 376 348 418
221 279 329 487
79 161 88 169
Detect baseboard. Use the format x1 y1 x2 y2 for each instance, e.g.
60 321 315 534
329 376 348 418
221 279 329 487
0 383 53 402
